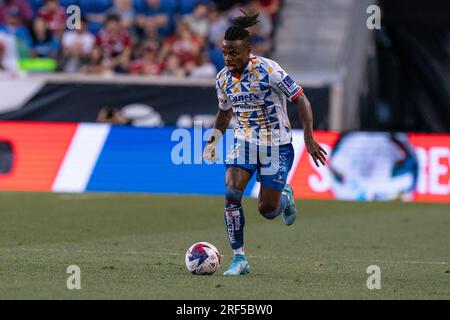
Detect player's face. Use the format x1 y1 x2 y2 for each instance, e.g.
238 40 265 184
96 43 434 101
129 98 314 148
222 40 251 75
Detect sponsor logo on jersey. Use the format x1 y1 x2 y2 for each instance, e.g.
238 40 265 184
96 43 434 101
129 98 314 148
231 93 260 104
282 75 294 88
277 82 290 97
248 72 257 82
278 75 299 98
234 104 262 110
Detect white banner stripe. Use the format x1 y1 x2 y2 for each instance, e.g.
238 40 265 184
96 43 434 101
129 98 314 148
52 124 110 193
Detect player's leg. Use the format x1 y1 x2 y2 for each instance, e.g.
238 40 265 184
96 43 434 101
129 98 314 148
223 167 252 276
258 186 285 219
258 184 296 224
258 143 297 225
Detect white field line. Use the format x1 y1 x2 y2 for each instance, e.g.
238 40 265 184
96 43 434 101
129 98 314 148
0 247 447 266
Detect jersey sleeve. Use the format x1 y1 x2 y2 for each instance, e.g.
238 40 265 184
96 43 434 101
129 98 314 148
268 61 304 102
215 77 232 111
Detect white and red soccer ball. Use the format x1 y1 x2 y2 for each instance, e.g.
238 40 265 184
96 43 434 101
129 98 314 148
185 242 221 275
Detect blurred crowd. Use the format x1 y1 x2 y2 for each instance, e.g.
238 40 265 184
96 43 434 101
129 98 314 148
0 0 282 77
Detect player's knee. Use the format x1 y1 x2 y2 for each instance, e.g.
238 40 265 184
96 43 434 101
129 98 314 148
225 188 243 202
258 202 278 218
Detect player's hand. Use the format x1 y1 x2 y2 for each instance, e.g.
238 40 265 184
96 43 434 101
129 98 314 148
203 143 217 162
304 135 327 167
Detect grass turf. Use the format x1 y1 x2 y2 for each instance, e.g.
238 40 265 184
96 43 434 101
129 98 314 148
0 191 449 299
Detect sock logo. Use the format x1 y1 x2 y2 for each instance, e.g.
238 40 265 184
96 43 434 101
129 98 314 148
234 216 241 231
226 209 240 217
226 216 236 244
225 200 244 249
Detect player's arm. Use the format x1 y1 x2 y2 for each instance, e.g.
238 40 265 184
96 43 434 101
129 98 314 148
204 76 233 161
203 108 233 161
268 60 327 167
295 93 327 167
210 108 233 142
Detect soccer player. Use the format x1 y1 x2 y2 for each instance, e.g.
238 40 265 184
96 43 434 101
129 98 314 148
203 11 327 276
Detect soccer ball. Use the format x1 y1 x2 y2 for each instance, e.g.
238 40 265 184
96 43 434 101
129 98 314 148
185 242 221 275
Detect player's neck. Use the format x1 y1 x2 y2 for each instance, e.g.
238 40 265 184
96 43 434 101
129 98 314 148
231 59 250 78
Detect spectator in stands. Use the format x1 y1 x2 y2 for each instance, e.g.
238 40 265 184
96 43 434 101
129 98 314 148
89 0 138 31
30 16 59 58
245 0 273 56
0 0 281 76
182 2 210 39
95 13 132 74
186 51 217 78
207 4 229 71
137 0 173 38
60 16 95 73
160 52 185 77
129 40 164 75
79 45 106 74
0 7 32 58
107 0 136 30
226 2 273 56
37 0 66 39
0 30 18 72
0 0 32 26
207 4 229 49
159 21 203 67
258 0 281 22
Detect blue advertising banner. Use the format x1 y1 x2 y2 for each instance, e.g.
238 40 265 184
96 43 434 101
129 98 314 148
86 126 258 195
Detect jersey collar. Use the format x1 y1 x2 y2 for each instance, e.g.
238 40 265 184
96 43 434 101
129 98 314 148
230 54 257 79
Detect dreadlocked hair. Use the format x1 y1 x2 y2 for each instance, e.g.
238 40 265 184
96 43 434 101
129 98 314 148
224 9 260 41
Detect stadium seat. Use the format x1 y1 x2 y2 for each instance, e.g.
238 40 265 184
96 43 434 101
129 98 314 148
28 0 43 13
88 21 104 35
59 0 80 8
163 0 178 11
79 0 113 14
177 0 198 15
133 0 148 14
134 0 179 15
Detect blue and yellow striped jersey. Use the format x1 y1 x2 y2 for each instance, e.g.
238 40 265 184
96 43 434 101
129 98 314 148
216 55 303 145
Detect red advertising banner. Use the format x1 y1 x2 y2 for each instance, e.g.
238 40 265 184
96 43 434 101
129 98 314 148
290 131 340 200
0 121 76 191
290 131 450 203
409 134 450 203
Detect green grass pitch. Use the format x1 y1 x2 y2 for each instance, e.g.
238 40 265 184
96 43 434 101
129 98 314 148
0 191 449 299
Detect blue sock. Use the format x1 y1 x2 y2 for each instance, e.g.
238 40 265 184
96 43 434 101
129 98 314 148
224 188 245 250
261 192 289 220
